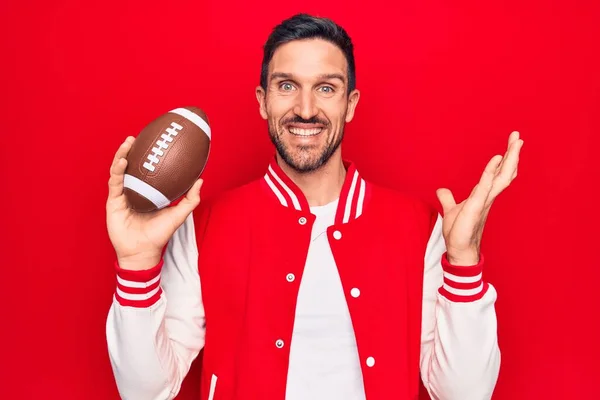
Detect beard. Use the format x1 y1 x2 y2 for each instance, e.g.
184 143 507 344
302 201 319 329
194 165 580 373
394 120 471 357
268 116 344 173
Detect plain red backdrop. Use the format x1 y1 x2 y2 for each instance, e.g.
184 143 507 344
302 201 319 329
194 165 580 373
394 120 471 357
1 0 598 399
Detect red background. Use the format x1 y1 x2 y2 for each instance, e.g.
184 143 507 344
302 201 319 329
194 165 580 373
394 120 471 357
1 0 598 399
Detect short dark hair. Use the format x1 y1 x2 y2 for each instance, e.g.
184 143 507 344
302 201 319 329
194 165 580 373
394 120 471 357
260 13 356 95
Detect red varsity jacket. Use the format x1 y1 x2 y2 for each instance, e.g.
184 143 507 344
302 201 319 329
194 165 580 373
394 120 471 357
107 158 500 400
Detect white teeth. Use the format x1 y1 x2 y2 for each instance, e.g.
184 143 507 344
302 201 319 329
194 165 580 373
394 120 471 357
288 127 323 136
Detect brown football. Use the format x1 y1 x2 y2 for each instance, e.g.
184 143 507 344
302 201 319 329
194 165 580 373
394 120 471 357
123 106 211 212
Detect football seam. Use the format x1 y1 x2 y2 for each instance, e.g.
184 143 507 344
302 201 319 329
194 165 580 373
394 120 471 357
169 107 211 139
123 174 171 209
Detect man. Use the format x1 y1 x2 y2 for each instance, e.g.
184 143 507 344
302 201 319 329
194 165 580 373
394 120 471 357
106 13 523 400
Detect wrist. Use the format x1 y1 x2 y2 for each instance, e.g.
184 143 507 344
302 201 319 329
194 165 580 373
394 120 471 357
446 248 480 266
446 254 480 266
117 253 162 271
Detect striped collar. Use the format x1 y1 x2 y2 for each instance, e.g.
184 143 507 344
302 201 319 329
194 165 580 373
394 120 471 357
263 157 368 225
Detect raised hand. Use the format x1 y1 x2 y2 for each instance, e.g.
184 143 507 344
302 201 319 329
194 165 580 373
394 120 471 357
436 131 524 266
106 136 204 270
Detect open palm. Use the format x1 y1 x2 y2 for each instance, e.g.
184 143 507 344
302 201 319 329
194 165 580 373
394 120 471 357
436 131 524 265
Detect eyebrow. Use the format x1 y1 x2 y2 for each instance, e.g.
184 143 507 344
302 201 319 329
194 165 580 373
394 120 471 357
270 72 346 83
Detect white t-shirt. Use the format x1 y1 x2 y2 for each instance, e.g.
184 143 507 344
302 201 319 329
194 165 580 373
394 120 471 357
285 198 366 400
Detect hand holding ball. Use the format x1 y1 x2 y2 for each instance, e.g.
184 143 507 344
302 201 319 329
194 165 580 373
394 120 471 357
106 106 211 270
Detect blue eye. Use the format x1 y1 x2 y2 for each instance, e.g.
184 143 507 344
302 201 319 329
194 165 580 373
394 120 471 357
320 86 334 93
281 83 294 91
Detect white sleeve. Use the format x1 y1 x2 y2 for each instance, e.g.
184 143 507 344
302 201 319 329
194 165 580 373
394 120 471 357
105 213 206 400
420 213 501 400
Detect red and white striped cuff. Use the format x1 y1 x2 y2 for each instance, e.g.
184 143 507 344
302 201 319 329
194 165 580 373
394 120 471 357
114 259 164 308
438 252 489 302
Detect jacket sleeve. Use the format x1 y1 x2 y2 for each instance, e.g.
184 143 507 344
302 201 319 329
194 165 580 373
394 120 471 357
420 213 501 400
105 212 206 400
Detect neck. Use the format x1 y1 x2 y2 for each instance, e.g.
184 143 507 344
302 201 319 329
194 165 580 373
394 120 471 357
276 150 346 207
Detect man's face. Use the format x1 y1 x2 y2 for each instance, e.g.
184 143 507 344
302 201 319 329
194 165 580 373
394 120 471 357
256 38 360 173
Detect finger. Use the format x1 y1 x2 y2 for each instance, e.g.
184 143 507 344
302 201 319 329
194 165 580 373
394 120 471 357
436 188 456 216
108 136 135 201
499 132 521 172
111 136 135 172
165 179 204 224
494 131 520 174
490 138 523 198
505 131 520 157
509 130 520 145
464 155 503 213
108 157 128 200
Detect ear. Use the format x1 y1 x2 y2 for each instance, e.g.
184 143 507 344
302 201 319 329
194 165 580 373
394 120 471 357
344 89 361 123
255 86 268 120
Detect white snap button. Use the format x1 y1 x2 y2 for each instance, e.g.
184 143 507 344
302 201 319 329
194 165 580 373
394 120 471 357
351 288 360 298
333 230 342 240
286 273 295 282
366 357 375 367
298 216 307 225
275 339 284 348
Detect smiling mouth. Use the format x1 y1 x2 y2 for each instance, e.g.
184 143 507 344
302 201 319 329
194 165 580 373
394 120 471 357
288 127 323 136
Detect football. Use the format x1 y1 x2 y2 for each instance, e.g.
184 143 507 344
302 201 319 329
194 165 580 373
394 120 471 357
123 106 211 212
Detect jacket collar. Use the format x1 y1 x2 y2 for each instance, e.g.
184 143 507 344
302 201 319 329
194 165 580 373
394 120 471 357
263 156 369 225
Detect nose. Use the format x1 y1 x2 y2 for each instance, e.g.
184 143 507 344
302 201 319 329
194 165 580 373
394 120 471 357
293 90 318 121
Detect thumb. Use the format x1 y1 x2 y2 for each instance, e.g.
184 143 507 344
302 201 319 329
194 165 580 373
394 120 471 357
166 178 204 223
436 188 456 216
